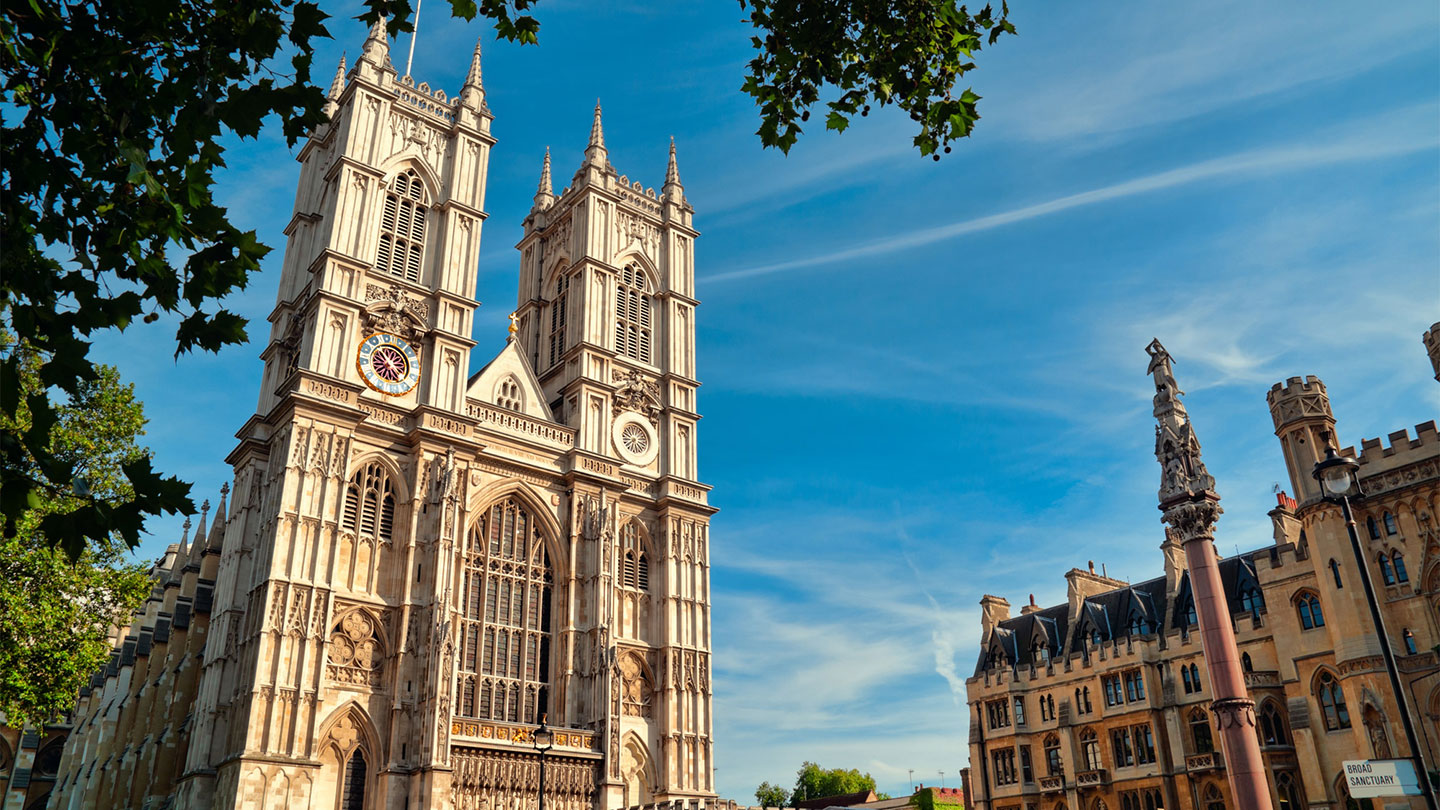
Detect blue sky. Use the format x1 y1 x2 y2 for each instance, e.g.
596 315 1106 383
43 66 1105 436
93 0 1439 801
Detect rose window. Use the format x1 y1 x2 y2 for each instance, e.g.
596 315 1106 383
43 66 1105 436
621 423 650 455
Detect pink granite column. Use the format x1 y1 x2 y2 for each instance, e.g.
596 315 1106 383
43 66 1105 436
1147 340 1272 810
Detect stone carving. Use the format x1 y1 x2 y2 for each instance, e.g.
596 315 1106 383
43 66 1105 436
612 369 661 425
1149 340 1217 505
619 650 652 717
362 283 430 342
450 747 597 810
327 609 384 686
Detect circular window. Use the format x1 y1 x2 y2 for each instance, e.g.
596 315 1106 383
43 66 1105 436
611 412 659 466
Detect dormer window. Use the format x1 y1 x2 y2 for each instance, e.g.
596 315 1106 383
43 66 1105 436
376 169 427 283
1238 584 1263 614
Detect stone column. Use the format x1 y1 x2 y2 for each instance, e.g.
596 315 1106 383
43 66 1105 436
1146 340 1272 810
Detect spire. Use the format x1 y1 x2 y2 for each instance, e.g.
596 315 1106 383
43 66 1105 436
360 16 389 65
180 517 194 552
322 53 346 119
1148 339 1217 507
584 100 607 166
459 36 485 110
533 147 554 209
206 483 229 551
663 136 684 203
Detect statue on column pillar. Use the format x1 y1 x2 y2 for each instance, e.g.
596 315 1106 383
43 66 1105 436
1148 339 1272 810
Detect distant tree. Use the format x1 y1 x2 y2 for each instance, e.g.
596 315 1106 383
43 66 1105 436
792 761 880 804
756 781 789 807
0 333 153 726
1 0 1013 560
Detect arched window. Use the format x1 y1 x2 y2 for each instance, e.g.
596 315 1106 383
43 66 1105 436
1366 516 1380 539
1403 629 1417 655
1330 558 1344 589
1259 701 1288 746
1079 728 1101 770
342 462 397 544
1083 685 1092 713
1276 772 1302 810
496 377 523 411
548 273 570 369
1203 783 1225 810
1241 652 1253 672
1189 708 1213 754
1030 636 1049 664
1379 554 1395 586
621 519 649 591
1392 552 1408 584
457 498 553 723
1127 615 1148 636
1383 512 1398 535
1181 664 1193 694
1142 790 1162 810
1238 584 1263 614
1316 670 1351 730
376 169 427 282
1044 734 1063 776
342 748 368 810
1296 591 1325 630
1188 663 1202 692
614 264 652 363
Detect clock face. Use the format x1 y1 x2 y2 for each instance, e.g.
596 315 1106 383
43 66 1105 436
356 333 420 396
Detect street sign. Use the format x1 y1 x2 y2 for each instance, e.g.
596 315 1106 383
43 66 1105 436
1344 759 1424 798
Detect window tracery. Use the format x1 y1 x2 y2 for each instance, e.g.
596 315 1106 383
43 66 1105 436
375 169 427 282
327 609 385 686
342 462 397 545
1189 707 1213 753
496 377 523 412
456 498 553 723
1316 670 1350 730
621 520 649 591
1259 701 1288 746
1296 591 1325 629
614 264 652 364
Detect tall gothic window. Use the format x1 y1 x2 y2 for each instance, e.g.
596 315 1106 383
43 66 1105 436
1330 558 1344 589
1296 591 1325 629
1189 708 1213 754
376 169 427 282
342 462 397 544
615 264 652 364
1079 728 1101 771
1043 734 1062 776
1382 512 1398 535
621 520 649 591
1276 772 1303 810
1367 516 1381 539
1392 552 1409 583
549 273 570 369
1259 701 1288 746
456 498 553 723
1379 554 1395 586
342 749 368 810
1316 670 1350 730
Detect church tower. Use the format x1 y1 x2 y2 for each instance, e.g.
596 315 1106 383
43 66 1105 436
154 21 714 810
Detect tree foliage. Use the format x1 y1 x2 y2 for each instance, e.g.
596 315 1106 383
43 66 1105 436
756 781 789 807
0 333 154 727
790 761 882 804
739 0 1016 157
1 0 1011 559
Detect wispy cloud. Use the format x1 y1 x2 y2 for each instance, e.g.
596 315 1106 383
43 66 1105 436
705 103 1439 283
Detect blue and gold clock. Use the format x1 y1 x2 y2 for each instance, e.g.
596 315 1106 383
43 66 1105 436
356 333 420 396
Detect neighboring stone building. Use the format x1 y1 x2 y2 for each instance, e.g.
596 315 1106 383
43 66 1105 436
964 334 1440 810
45 19 717 810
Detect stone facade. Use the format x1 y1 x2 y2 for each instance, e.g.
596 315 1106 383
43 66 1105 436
965 345 1440 810
43 21 716 810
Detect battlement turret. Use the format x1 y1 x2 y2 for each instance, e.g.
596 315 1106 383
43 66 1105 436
1267 375 1335 503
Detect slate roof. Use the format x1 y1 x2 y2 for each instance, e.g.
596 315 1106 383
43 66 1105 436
974 549 1264 675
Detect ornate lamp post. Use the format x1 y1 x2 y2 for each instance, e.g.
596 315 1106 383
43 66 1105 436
534 715 554 810
1313 448 1439 810
1146 340 1272 810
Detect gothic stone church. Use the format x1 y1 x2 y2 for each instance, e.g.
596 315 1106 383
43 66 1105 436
44 20 717 810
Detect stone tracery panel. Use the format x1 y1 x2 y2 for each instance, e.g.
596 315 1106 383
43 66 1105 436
450 747 597 810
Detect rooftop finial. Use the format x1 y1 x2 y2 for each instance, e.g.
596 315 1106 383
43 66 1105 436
322 53 347 120
460 36 486 110
181 516 193 547
507 311 519 341
584 100 607 166
663 135 684 203
534 147 554 209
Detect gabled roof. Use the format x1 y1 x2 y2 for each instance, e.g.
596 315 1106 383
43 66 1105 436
466 337 554 421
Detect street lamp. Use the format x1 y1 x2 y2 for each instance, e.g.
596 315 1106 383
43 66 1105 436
534 715 554 810
1313 447 1438 809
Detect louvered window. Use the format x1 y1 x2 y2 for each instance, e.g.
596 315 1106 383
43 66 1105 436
549 274 570 369
341 462 396 544
621 519 648 591
456 499 552 723
614 265 652 364
375 169 427 283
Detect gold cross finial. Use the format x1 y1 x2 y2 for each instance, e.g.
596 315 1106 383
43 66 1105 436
508 311 519 340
